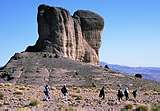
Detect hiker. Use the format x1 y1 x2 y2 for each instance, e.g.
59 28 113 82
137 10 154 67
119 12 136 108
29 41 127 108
99 86 105 99
117 88 124 101
61 84 68 97
43 84 50 101
124 87 129 100
132 89 137 99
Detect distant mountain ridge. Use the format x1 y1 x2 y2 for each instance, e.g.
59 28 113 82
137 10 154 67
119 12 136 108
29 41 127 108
100 62 160 82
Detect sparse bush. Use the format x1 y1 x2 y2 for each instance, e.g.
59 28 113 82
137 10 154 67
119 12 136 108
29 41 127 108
63 106 77 111
75 96 82 100
43 54 47 58
18 85 26 90
143 92 149 95
19 87 26 90
72 87 80 93
0 92 4 99
72 87 78 90
29 99 40 107
71 94 83 100
136 105 148 111
124 104 133 109
75 89 81 93
151 104 160 111
13 90 23 95
153 92 158 95
92 82 96 87
153 88 160 92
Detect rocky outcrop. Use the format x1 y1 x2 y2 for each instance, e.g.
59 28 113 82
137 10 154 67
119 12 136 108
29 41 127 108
26 4 104 64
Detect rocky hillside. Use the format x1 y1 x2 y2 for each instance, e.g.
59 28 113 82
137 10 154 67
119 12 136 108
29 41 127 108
0 52 160 89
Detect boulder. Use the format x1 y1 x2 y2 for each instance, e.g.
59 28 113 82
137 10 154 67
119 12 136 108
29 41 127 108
104 65 109 69
135 74 143 78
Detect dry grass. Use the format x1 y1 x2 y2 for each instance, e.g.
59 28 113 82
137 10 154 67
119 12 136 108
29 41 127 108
4 83 12 87
16 107 31 111
71 94 83 100
61 106 77 111
0 83 5 87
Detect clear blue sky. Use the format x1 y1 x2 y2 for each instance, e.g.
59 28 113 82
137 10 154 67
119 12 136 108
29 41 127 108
0 0 160 67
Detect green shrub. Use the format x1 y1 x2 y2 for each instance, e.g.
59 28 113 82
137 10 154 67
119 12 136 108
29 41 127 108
29 99 39 107
121 104 133 111
136 105 148 111
151 104 160 111
124 104 133 109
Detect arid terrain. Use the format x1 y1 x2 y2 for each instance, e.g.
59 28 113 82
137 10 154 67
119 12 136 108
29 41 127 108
0 4 160 111
0 82 159 111
0 52 160 111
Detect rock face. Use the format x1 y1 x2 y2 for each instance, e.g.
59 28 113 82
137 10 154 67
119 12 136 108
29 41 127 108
26 4 104 64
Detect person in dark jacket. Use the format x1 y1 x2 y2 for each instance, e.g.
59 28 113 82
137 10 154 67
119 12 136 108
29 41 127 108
99 86 105 99
132 89 137 98
61 84 68 96
124 87 129 100
117 88 124 101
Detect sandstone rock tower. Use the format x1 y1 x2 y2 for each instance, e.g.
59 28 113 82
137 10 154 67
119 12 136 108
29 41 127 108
26 4 104 64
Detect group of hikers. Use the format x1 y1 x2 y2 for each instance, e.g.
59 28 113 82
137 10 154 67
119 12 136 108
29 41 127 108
43 84 137 102
43 84 68 101
99 86 138 101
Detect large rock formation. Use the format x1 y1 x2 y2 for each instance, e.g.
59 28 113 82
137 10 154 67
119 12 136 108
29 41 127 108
26 4 104 64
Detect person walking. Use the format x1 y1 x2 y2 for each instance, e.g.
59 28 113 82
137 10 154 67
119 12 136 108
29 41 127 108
43 84 50 101
99 86 105 99
124 87 129 100
132 89 137 99
61 84 68 101
117 88 124 101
